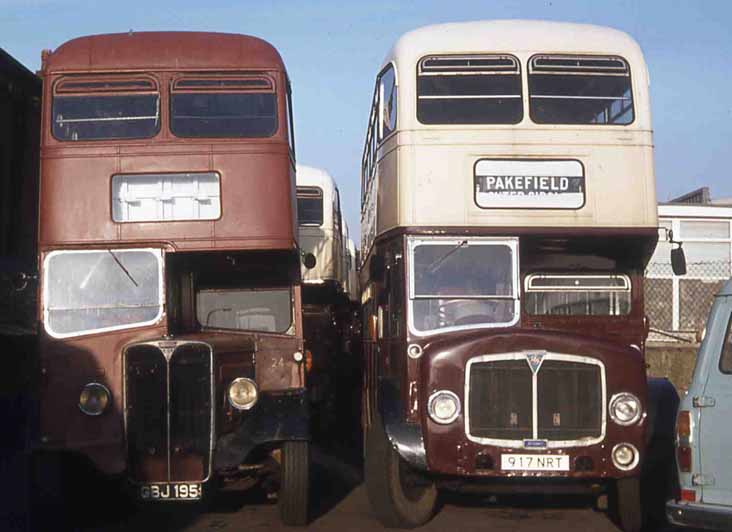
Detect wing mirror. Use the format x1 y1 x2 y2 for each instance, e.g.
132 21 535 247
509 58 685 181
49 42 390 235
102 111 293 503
667 229 687 276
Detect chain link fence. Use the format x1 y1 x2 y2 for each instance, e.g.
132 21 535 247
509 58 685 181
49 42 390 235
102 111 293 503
645 260 730 342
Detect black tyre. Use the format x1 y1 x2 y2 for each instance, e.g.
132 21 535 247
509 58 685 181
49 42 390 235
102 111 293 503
611 476 643 532
364 416 437 528
278 440 310 526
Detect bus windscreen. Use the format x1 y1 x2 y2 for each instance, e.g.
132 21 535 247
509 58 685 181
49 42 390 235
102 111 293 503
529 55 634 125
170 77 277 138
417 55 522 125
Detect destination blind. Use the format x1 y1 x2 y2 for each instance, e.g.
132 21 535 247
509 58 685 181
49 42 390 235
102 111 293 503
474 159 585 209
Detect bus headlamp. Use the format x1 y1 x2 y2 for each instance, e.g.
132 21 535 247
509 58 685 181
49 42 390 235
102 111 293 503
609 392 642 426
79 383 111 416
612 443 639 471
428 390 460 424
228 378 258 411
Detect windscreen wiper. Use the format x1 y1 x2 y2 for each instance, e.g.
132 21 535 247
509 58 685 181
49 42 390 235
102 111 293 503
108 249 139 287
426 240 468 274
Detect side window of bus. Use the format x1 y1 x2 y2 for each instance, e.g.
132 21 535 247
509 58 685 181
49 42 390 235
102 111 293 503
416 55 522 124
378 65 397 140
388 253 404 338
286 79 296 159
719 316 732 374
528 55 634 125
333 187 342 236
361 82 379 202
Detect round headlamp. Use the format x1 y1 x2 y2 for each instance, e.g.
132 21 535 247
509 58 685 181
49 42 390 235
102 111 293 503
609 392 642 426
427 390 461 425
228 377 258 411
612 442 639 471
79 383 111 416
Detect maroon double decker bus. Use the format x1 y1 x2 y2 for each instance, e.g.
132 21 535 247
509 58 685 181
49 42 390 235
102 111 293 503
34 32 309 525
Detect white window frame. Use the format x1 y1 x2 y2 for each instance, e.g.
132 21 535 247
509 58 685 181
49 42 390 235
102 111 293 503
42 248 165 339
406 236 520 337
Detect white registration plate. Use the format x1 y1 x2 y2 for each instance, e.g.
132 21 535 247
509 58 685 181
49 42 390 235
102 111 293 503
139 482 202 501
501 454 570 472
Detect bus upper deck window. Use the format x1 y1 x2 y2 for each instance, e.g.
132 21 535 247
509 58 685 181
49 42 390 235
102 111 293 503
52 77 160 141
529 55 634 125
417 55 522 125
296 186 323 226
170 76 277 138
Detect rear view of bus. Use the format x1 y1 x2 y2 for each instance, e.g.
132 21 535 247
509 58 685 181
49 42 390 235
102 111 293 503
360 21 661 531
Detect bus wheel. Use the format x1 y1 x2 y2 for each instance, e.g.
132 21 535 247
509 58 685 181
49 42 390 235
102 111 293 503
365 417 437 528
611 476 643 532
278 440 310 526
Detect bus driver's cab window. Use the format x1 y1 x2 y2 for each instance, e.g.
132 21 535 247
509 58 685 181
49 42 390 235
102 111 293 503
409 239 518 334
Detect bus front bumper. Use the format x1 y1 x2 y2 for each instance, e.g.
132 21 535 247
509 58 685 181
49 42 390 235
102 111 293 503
666 499 732 531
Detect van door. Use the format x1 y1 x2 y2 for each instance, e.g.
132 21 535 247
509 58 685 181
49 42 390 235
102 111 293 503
699 294 732 505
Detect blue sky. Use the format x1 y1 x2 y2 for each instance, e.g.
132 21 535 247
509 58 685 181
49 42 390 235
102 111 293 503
2 0 731 241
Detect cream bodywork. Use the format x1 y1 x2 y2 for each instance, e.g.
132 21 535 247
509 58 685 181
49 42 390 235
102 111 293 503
362 20 658 260
297 164 347 289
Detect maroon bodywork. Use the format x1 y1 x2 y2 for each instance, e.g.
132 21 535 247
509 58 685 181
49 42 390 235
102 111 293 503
35 33 305 484
363 225 657 484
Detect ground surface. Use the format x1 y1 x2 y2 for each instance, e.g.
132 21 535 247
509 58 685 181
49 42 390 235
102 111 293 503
65 447 701 532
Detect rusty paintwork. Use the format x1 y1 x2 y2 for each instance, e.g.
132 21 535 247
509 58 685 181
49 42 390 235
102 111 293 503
363 225 657 482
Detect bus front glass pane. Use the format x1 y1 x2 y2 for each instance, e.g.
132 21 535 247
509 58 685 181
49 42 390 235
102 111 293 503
44 249 162 337
196 287 292 333
417 55 522 124
52 78 160 141
529 55 634 125
410 241 516 332
525 274 631 316
171 77 277 138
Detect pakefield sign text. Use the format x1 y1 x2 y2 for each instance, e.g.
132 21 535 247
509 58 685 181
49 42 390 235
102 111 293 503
474 159 585 209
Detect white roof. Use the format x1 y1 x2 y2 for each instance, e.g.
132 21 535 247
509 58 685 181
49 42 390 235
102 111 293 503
384 20 644 69
296 164 337 191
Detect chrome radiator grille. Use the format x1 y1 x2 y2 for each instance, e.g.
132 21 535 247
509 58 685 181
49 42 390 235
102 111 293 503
466 352 605 448
125 341 213 482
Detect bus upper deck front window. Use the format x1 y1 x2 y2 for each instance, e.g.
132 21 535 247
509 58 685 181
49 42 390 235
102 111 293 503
409 239 519 334
52 77 160 141
417 55 522 125
529 55 634 125
170 76 277 138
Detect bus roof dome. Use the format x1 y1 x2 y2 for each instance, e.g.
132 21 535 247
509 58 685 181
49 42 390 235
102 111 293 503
296 165 337 190
387 20 643 67
45 31 285 73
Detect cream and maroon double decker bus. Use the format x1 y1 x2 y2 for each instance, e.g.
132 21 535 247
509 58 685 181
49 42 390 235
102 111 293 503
34 32 309 526
360 20 681 531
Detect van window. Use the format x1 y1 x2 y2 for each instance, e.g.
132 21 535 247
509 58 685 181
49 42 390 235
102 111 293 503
417 55 522 125
720 316 732 374
529 55 633 125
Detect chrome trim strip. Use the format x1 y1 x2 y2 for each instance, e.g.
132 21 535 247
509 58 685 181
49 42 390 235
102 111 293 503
464 351 607 449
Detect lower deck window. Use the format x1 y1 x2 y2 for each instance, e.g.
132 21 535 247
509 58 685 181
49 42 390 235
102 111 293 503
43 249 163 337
409 238 519 334
196 287 292 333
525 274 631 316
